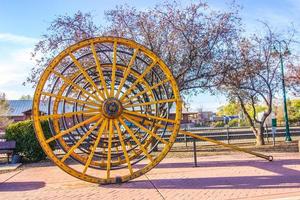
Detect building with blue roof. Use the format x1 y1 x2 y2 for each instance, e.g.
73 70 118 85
7 100 47 122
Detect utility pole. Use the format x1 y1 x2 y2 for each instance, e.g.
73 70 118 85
273 40 292 142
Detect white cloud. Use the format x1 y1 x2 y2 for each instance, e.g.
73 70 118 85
0 33 38 45
11 48 34 64
0 45 35 99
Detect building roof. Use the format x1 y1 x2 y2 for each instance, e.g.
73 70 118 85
7 100 47 116
169 105 198 114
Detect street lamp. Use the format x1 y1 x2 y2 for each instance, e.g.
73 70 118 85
273 40 292 142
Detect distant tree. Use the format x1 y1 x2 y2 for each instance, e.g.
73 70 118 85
0 93 12 130
217 101 265 127
212 121 225 127
275 99 300 125
228 118 239 127
212 26 290 145
19 95 33 100
287 60 300 94
288 99 300 124
217 102 239 116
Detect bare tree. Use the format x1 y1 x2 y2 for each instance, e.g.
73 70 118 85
0 93 12 131
287 59 300 94
28 11 100 86
28 1 240 96
212 27 289 145
104 1 240 95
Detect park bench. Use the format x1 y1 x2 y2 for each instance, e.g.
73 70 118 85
0 141 16 163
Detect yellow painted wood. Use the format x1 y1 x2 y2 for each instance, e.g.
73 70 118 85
123 114 168 145
38 110 98 121
123 110 176 124
115 48 139 98
113 119 133 175
91 43 110 98
128 114 273 161
46 114 101 143
83 119 108 174
61 117 104 162
119 117 153 162
106 119 113 179
122 79 169 104
50 69 102 103
124 98 176 108
110 41 117 97
69 52 106 100
41 91 100 107
33 36 182 184
119 60 157 101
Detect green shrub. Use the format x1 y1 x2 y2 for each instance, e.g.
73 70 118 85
212 121 225 127
5 120 52 162
228 119 239 127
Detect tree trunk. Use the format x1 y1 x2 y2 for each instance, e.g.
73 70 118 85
255 125 265 146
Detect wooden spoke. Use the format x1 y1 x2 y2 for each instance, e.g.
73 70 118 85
123 110 175 124
38 110 99 121
119 117 153 162
124 114 178 137
130 115 275 162
46 114 101 143
122 79 169 104
106 119 113 179
110 41 117 97
113 119 133 174
119 60 157 101
114 146 122 163
126 109 156 113
124 99 176 108
33 37 182 184
91 43 110 98
61 117 104 162
41 92 100 107
83 119 108 174
126 141 139 156
50 69 102 103
69 53 105 100
123 114 168 145
115 48 139 98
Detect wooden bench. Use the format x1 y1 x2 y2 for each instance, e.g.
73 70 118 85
0 141 16 163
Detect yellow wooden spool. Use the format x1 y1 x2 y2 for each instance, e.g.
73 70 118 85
33 37 182 184
33 36 274 185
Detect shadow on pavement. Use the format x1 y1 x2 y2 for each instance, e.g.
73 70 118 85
117 175 300 189
105 158 300 190
0 181 45 191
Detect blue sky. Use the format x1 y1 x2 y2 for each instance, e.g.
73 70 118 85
0 0 299 111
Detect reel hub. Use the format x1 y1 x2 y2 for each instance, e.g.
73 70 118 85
102 98 123 119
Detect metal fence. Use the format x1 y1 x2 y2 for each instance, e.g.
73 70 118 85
163 126 300 145
1 126 300 146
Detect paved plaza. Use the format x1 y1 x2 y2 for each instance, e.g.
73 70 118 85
1 153 300 200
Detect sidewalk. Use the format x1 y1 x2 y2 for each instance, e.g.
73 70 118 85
1 153 300 200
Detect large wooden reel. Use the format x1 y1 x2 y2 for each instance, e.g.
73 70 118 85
33 37 182 184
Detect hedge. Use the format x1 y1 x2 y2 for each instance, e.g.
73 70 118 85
5 120 53 162
212 121 225 127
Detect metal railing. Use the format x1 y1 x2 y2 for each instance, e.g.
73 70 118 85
163 126 300 145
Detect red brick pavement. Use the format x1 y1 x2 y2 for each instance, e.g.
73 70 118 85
1 153 300 200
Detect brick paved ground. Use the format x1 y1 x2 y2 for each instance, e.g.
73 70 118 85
1 153 300 200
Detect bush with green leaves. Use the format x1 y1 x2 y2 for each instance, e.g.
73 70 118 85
228 119 239 127
212 121 225 127
5 120 52 162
